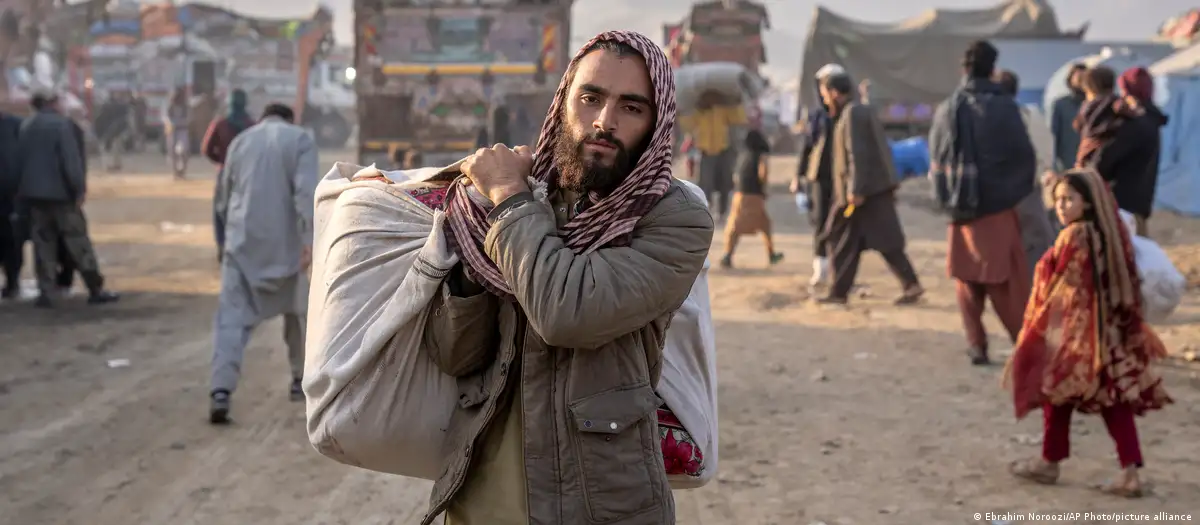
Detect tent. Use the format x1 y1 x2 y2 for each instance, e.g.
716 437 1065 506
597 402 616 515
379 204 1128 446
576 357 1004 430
798 0 1081 114
1149 43 1200 216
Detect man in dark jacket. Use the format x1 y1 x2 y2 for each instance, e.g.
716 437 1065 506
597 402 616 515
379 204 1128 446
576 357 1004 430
812 72 924 306
794 63 845 289
15 91 118 307
928 41 1035 365
0 110 22 298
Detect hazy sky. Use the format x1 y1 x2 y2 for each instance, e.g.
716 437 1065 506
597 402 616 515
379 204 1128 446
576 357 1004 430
174 0 1197 80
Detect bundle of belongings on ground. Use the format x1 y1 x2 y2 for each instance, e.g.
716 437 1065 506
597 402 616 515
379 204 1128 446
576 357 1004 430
1119 210 1186 323
303 160 719 489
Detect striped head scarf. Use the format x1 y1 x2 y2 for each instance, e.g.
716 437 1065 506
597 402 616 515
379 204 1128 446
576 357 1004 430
444 30 677 300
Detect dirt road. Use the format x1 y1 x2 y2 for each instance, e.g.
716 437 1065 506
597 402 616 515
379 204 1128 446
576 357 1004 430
1 153 1197 525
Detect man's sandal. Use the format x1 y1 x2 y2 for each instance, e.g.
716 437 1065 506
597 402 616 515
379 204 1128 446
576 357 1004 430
1008 459 1059 485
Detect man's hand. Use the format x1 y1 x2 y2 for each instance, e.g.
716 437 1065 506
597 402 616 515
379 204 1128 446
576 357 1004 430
300 245 312 271
850 194 865 206
789 178 802 194
461 144 534 205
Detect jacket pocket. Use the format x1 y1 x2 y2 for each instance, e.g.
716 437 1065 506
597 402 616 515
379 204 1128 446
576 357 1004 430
567 383 663 523
455 372 491 409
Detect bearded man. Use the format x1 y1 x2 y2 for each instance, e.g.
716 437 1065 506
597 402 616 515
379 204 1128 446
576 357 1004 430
419 31 713 525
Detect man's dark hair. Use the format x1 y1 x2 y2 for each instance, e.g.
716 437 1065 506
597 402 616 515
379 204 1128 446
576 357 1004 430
31 91 57 110
1066 63 1087 90
962 40 998 79
584 39 640 60
262 103 295 123
1082 66 1116 95
997 69 1019 97
820 73 854 97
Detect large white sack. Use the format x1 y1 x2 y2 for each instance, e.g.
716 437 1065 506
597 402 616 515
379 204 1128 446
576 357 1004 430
675 62 763 114
658 179 719 489
1119 210 1186 323
304 161 461 479
305 163 720 487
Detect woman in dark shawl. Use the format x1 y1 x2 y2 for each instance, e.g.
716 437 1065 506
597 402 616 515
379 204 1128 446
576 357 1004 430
1072 66 1163 237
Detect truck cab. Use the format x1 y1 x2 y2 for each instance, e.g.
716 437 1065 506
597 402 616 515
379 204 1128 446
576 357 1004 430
354 0 573 167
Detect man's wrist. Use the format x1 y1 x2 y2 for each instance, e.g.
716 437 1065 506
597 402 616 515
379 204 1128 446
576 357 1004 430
488 183 530 206
486 191 535 224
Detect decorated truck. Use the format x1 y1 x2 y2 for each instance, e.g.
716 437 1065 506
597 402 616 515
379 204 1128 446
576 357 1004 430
354 0 572 167
663 0 769 78
77 2 355 148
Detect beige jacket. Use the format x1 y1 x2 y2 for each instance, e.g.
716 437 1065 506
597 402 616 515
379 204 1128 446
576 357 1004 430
420 179 714 525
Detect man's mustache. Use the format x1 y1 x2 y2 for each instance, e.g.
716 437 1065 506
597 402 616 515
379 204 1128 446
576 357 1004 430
580 130 625 152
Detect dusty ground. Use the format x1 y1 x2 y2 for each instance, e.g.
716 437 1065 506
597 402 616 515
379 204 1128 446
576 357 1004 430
1 153 1198 525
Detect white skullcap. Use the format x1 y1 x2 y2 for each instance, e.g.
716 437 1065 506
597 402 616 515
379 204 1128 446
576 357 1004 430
815 64 846 79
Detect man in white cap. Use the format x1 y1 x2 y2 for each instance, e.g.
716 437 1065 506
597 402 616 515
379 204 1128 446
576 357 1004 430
794 63 844 289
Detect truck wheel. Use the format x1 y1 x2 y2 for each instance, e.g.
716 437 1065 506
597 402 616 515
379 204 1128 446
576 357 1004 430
313 114 350 148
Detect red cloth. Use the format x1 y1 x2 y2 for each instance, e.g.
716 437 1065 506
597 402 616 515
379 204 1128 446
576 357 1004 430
202 118 246 166
658 408 704 477
955 280 1025 349
1005 222 1172 420
1119 67 1154 103
946 208 1029 286
1042 402 1143 467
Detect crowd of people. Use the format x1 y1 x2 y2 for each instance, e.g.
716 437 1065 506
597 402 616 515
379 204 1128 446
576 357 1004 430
677 36 1177 502
793 40 1173 498
0 27 1181 523
0 91 120 306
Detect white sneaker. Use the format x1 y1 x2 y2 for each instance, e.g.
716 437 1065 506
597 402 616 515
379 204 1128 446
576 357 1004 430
809 257 829 287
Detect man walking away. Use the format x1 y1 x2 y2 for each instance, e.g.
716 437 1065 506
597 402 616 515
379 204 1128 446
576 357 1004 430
928 41 1034 366
15 91 119 307
0 110 21 298
202 89 255 258
795 63 845 289
720 108 782 268
812 72 923 307
997 70 1055 273
209 103 318 424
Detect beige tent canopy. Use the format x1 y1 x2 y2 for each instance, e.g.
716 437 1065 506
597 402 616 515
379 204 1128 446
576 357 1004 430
798 0 1084 114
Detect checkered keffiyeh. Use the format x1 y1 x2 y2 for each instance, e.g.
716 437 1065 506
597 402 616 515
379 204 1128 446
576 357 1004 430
443 30 678 300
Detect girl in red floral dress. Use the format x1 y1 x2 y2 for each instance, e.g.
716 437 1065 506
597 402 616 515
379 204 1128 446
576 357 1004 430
1004 168 1172 498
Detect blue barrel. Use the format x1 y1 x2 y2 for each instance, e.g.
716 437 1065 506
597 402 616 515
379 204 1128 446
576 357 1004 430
890 137 929 181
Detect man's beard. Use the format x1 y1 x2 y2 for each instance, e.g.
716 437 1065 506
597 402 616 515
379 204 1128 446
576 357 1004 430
553 128 639 194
